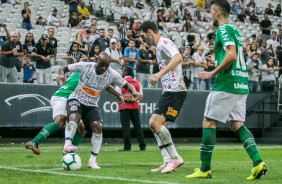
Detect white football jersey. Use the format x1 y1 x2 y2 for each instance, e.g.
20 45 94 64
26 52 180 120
156 37 186 92
68 62 126 107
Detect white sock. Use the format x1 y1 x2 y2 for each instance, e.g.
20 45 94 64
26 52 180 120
90 133 102 162
154 132 172 164
64 121 78 147
157 126 181 161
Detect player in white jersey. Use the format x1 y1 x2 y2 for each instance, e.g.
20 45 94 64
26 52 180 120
139 21 187 173
57 52 140 169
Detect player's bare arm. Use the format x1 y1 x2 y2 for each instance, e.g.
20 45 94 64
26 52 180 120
56 66 69 84
106 86 125 108
122 82 141 101
199 45 237 80
149 53 182 85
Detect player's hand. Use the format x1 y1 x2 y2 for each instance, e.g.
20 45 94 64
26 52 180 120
118 95 125 108
149 72 161 85
56 75 66 85
132 92 142 102
198 71 213 80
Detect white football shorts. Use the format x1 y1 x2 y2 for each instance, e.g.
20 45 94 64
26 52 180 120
50 96 67 119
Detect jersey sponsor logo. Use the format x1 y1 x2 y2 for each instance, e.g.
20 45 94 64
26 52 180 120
166 107 178 117
81 85 100 97
163 40 168 44
234 83 249 89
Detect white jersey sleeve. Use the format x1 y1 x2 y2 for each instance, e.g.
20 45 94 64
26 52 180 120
110 68 127 88
68 62 91 73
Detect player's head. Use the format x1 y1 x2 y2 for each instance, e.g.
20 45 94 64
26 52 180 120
139 20 159 46
210 0 230 26
95 52 111 75
122 67 134 78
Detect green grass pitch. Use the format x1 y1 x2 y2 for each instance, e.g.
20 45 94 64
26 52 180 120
0 142 281 184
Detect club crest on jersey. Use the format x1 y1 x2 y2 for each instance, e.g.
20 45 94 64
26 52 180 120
70 104 78 111
166 107 178 117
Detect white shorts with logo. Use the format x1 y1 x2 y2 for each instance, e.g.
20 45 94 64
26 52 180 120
50 96 67 119
204 91 248 123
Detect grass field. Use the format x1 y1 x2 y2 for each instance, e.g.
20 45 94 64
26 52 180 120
0 142 281 184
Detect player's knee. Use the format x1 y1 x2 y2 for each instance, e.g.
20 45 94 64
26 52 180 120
54 115 67 128
202 117 217 128
90 121 102 133
68 113 81 123
149 115 164 132
77 122 87 136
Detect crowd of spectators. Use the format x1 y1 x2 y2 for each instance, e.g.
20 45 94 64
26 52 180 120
0 0 281 93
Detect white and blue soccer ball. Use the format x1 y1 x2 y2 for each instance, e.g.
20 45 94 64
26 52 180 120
61 153 82 171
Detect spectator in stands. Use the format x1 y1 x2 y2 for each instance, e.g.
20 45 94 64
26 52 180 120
81 29 93 56
145 6 157 22
88 44 101 62
265 3 274 16
267 30 280 56
120 29 132 54
105 38 124 73
47 28 58 65
107 28 119 42
260 58 280 92
93 28 110 52
166 17 177 32
202 7 212 22
23 32 36 66
249 9 259 24
206 26 216 43
68 12 81 28
77 1 89 20
195 0 205 8
157 9 165 30
89 24 99 42
63 41 87 63
0 31 23 83
117 66 146 152
249 2 257 14
47 8 64 27
136 42 155 88
182 47 194 89
187 35 197 56
204 43 215 90
183 8 192 21
31 34 54 85
35 15 47 26
258 40 275 64
274 4 281 17
247 0 255 7
123 38 139 74
246 52 263 93
194 5 202 21
244 4 251 16
238 0 246 10
176 3 185 20
91 17 98 27
256 34 264 46
191 17 204 33
118 16 128 41
260 13 272 41
0 24 10 51
22 56 35 83
277 29 282 46
249 43 258 57
122 1 138 22
237 8 247 23
166 9 179 23
68 0 79 16
21 2 32 31
230 0 239 15
192 46 207 90
75 32 88 55
135 0 144 9
182 17 193 32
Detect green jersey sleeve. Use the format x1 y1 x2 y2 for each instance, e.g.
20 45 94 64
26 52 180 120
52 72 80 98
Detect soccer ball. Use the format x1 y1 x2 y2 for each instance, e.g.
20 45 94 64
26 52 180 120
61 153 82 171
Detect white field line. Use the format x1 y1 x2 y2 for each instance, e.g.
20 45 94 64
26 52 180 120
0 166 181 184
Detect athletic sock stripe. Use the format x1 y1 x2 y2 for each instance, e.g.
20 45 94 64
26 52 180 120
91 151 98 156
159 142 173 150
65 137 73 141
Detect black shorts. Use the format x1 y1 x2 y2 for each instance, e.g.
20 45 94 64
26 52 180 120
154 91 187 122
66 98 102 125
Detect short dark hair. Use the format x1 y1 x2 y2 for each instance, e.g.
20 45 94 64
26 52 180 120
124 67 134 78
210 0 230 17
108 28 113 32
139 21 159 34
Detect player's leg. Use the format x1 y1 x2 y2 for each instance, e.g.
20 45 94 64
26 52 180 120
150 92 187 173
72 121 87 146
130 109 146 151
64 99 82 153
25 96 67 155
119 110 132 151
229 94 267 180
85 107 103 169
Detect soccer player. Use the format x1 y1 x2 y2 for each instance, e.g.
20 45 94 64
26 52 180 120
139 21 187 173
186 0 267 180
57 52 140 169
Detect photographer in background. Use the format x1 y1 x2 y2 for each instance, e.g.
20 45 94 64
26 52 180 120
0 24 10 53
246 52 263 93
0 31 24 83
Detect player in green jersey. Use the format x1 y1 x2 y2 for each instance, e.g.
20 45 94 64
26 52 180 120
186 0 267 180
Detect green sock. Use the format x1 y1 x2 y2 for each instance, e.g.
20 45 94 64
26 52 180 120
32 122 60 144
200 128 216 171
72 133 84 146
236 125 261 165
